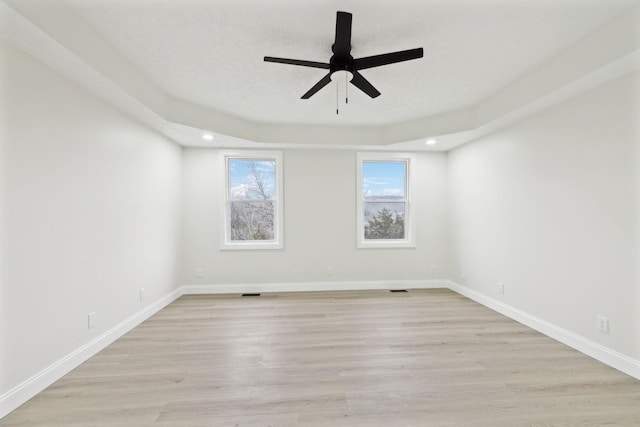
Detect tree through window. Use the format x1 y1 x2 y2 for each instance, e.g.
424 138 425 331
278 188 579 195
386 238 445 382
222 151 283 249
357 153 415 248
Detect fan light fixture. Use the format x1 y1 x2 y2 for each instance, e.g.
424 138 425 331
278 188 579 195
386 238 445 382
202 133 214 141
330 70 354 82
425 139 437 145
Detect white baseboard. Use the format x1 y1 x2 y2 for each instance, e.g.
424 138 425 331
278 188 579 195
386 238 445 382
447 280 640 381
181 279 447 295
0 287 183 420
3 278 639 420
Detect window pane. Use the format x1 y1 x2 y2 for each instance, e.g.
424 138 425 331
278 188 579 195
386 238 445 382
229 159 276 200
230 201 274 241
362 161 405 199
364 202 405 240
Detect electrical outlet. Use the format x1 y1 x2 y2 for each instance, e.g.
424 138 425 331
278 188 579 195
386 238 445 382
498 282 504 294
327 266 334 276
88 312 96 329
461 270 467 281
430 265 436 275
140 288 145 302
196 268 203 279
597 315 609 333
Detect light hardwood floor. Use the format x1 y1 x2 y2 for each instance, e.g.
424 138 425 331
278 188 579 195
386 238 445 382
2 289 640 426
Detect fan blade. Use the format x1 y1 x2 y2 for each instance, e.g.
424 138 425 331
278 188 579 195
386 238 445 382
333 11 352 56
351 72 380 98
301 73 332 99
354 48 423 70
264 56 330 69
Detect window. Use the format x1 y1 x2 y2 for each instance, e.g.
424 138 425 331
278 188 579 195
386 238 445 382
221 151 283 249
357 152 415 248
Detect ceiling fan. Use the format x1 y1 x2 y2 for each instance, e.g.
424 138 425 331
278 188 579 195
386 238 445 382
264 11 424 101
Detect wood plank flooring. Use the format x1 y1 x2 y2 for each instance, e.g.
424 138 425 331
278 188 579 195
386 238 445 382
2 289 639 426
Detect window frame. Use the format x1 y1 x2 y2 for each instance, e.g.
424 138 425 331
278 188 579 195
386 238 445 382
220 150 283 250
356 152 416 249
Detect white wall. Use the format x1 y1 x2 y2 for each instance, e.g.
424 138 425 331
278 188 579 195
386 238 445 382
182 148 449 285
0 40 182 397
448 71 640 360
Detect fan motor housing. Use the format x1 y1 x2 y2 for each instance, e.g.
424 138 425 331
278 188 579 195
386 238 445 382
330 54 354 74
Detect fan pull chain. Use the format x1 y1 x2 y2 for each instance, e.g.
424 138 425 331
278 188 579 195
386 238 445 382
345 72 349 104
336 82 339 115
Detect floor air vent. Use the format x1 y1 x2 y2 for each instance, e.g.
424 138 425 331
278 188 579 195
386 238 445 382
241 293 261 297
389 289 408 293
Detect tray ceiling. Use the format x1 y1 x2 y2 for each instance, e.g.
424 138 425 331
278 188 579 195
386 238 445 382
66 0 635 127
2 0 638 149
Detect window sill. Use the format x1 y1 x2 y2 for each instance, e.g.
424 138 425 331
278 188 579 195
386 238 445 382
357 240 415 249
220 242 283 251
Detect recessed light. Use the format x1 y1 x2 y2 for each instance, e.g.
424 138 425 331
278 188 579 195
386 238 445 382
425 139 436 145
202 133 214 141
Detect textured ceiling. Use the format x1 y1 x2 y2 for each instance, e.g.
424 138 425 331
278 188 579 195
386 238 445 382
64 0 637 127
